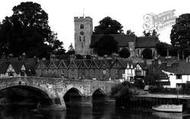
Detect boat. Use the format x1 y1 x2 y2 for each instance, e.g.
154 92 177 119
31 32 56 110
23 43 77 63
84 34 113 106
152 104 183 113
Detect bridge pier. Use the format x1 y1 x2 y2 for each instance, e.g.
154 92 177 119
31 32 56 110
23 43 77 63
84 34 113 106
50 94 66 110
41 97 66 111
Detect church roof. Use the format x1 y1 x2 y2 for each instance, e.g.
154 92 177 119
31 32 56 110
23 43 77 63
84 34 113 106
135 36 159 48
91 34 136 47
91 34 159 48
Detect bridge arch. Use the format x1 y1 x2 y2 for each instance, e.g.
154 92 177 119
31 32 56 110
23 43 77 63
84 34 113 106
63 87 82 103
0 85 53 106
92 88 106 98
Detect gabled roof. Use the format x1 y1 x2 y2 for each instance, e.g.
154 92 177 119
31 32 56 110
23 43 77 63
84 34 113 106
119 59 134 68
91 60 99 69
136 36 159 48
93 59 102 69
0 62 10 74
58 60 68 69
111 59 125 69
74 60 83 68
48 61 58 69
68 60 78 69
79 60 89 69
100 60 110 69
37 60 49 69
0 60 35 75
11 61 25 74
84 59 92 68
91 34 136 47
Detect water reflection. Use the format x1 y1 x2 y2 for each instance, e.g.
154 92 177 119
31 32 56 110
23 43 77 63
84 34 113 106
0 98 189 119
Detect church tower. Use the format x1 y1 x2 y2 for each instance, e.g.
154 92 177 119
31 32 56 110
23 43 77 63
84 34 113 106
74 16 93 55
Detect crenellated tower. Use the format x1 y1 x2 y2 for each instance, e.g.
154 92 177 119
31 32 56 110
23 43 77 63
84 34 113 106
74 16 93 55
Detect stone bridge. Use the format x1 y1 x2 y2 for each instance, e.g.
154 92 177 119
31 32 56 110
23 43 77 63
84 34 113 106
0 77 118 110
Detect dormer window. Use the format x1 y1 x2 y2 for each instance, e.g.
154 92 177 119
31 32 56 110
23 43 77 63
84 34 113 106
80 24 84 29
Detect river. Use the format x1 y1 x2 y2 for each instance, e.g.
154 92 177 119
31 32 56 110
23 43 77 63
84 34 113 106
0 97 188 119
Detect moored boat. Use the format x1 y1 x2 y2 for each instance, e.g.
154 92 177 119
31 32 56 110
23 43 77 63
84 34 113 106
152 104 183 113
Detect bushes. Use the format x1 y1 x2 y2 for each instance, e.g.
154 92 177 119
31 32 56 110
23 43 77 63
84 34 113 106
111 81 133 97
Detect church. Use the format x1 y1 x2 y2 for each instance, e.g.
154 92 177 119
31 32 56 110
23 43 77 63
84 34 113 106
74 16 159 58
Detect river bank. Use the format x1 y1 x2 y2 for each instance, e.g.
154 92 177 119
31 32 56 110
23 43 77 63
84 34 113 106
115 93 190 113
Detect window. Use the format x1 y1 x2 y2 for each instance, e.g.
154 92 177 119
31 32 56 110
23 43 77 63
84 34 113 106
80 31 84 35
8 72 14 76
80 24 84 29
21 71 25 76
79 36 81 41
176 74 182 79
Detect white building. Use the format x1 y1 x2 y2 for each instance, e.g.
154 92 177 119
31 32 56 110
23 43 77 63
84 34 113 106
123 63 146 83
161 60 190 88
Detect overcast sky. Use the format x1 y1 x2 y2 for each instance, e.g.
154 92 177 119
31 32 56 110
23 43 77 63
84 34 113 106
0 0 190 50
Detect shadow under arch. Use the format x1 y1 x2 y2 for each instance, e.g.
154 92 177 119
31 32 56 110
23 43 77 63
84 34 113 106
64 88 82 119
0 85 53 108
63 87 82 105
92 88 107 119
92 88 106 99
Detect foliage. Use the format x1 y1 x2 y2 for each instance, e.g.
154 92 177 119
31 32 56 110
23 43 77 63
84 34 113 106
134 78 145 89
75 54 83 59
92 35 118 56
66 43 75 55
156 42 170 57
126 30 136 37
111 81 133 97
144 72 160 86
94 16 123 34
143 29 159 37
170 14 190 59
142 48 153 59
143 30 151 37
86 55 92 59
0 2 64 58
119 48 130 58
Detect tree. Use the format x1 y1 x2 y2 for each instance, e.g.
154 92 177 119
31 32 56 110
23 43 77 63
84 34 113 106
126 30 136 37
143 29 159 37
75 54 83 59
156 42 170 57
66 43 75 55
94 16 123 34
0 2 64 58
144 72 159 86
119 48 130 58
143 30 151 37
171 14 190 59
142 48 153 59
92 35 118 56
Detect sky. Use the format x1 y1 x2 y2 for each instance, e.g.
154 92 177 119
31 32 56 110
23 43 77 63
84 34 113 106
0 0 190 50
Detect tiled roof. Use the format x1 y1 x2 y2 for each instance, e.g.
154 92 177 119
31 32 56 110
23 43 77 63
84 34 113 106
161 60 190 75
136 36 159 48
0 58 37 75
91 34 136 47
0 62 10 74
36 58 147 71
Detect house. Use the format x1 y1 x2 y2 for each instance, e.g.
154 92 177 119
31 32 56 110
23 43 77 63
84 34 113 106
36 58 147 82
0 58 37 78
160 59 190 88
